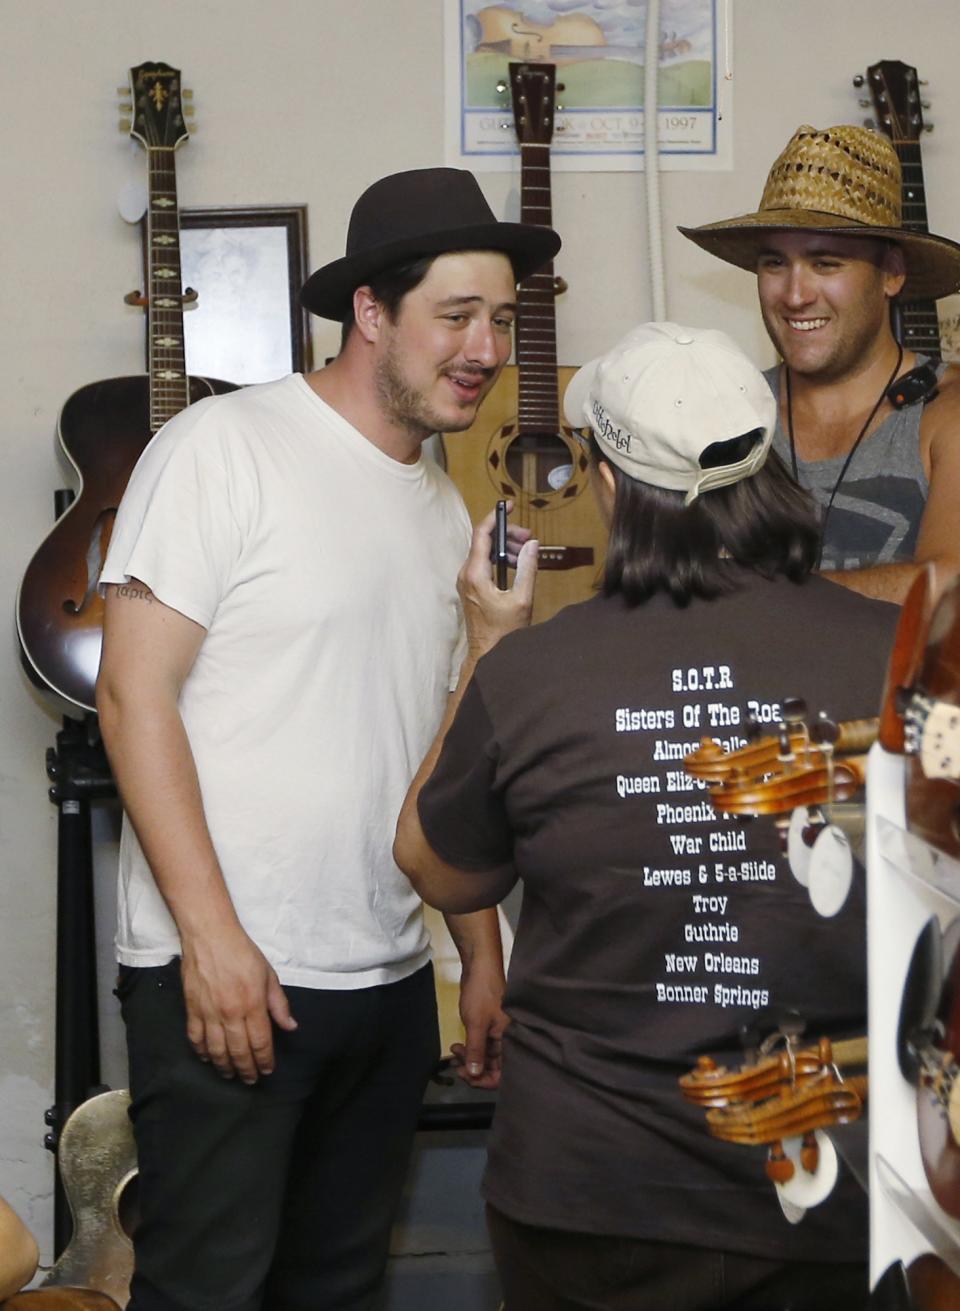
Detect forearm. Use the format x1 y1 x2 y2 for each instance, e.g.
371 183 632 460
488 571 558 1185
444 907 505 978
820 551 959 604
819 561 919 603
98 684 240 941
0 1199 38 1300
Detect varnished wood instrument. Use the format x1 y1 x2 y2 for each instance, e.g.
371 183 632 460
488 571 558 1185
879 566 960 858
442 60 606 623
16 62 236 714
681 1031 867 1185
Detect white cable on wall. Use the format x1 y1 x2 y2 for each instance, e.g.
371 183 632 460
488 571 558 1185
644 0 667 321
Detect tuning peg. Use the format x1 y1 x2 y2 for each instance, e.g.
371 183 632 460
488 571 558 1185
782 697 807 723
852 73 865 87
557 82 566 92
183 105 195 117
919 78 930 87
922 99 931 109
118 118 131 134
924 122 934 133
499 120 511 130
182 88 194 99
857 98 870 108
496 80 507 93
117 85 130 96
863 118 875 130
118 100 132 112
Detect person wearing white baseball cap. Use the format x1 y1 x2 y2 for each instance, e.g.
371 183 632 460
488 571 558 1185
396 322 898 1309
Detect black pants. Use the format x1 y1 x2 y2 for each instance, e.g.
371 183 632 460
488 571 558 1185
118 959 440 1311
486 1206 869 1311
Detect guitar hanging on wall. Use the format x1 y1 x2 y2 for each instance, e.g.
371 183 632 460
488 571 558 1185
860 59 942 358
441 60 606 624
16 62 237 715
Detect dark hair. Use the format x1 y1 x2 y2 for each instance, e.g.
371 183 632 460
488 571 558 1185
590 437 821 607
339 254 437 350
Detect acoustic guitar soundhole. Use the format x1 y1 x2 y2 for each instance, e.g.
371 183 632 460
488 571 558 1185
504 432 575 494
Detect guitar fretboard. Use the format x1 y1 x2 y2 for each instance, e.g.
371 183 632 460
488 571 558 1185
147 147 189 430
516 142 559 431
895 139 942 359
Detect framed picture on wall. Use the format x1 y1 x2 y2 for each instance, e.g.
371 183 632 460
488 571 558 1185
175 205 313 384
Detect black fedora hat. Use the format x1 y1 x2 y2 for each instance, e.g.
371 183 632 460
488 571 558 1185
300 167 561 320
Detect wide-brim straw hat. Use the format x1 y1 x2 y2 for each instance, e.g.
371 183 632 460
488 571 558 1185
679 124 960 301
301 168 560 320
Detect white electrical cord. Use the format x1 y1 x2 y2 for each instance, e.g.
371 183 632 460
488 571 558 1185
644 0 667 321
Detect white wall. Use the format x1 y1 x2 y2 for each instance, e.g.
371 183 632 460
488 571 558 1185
3 0 960 1268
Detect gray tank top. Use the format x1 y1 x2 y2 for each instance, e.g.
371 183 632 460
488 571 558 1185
766 356 944 570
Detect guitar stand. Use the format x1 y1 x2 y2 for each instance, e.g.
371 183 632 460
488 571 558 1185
43 713 117 1258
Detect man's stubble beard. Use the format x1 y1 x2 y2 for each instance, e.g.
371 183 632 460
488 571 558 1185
375 337 489 441
761 284 892 385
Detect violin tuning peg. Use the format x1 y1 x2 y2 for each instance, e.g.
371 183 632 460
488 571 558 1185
812 714 840 747
779 1010 806 1041
765 1143 795 1184
800 1132 820 1175
781 697 807 724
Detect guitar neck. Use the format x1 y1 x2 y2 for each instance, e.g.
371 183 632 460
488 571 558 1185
866 60 943 360
146 146 189 431
516 141 559 432
896 141 942 358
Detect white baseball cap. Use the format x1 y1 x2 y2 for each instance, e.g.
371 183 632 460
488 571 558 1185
563 321 776 505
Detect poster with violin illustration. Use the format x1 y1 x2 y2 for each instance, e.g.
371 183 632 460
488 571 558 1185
444 0 732 170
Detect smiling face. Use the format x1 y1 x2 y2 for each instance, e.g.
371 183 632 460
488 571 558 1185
756 231 906 380
371 250 517 440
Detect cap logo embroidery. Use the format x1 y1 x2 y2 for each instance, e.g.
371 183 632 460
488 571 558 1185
592 401 632 452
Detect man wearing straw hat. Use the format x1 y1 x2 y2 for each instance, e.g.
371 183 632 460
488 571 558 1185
681 124 960 603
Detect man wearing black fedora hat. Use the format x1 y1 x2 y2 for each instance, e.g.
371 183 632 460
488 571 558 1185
96 167 554 1310
681 123 960 604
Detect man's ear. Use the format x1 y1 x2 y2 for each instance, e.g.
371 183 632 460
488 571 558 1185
353 286 385 344
882 242 907 300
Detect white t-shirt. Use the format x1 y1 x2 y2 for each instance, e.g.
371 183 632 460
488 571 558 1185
101 373 472 989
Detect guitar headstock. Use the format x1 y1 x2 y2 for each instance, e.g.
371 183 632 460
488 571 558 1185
508 61 557 146
122 62 192 150
858 59 931 143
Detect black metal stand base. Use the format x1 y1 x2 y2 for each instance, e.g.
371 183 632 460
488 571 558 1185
44 714 116 1257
